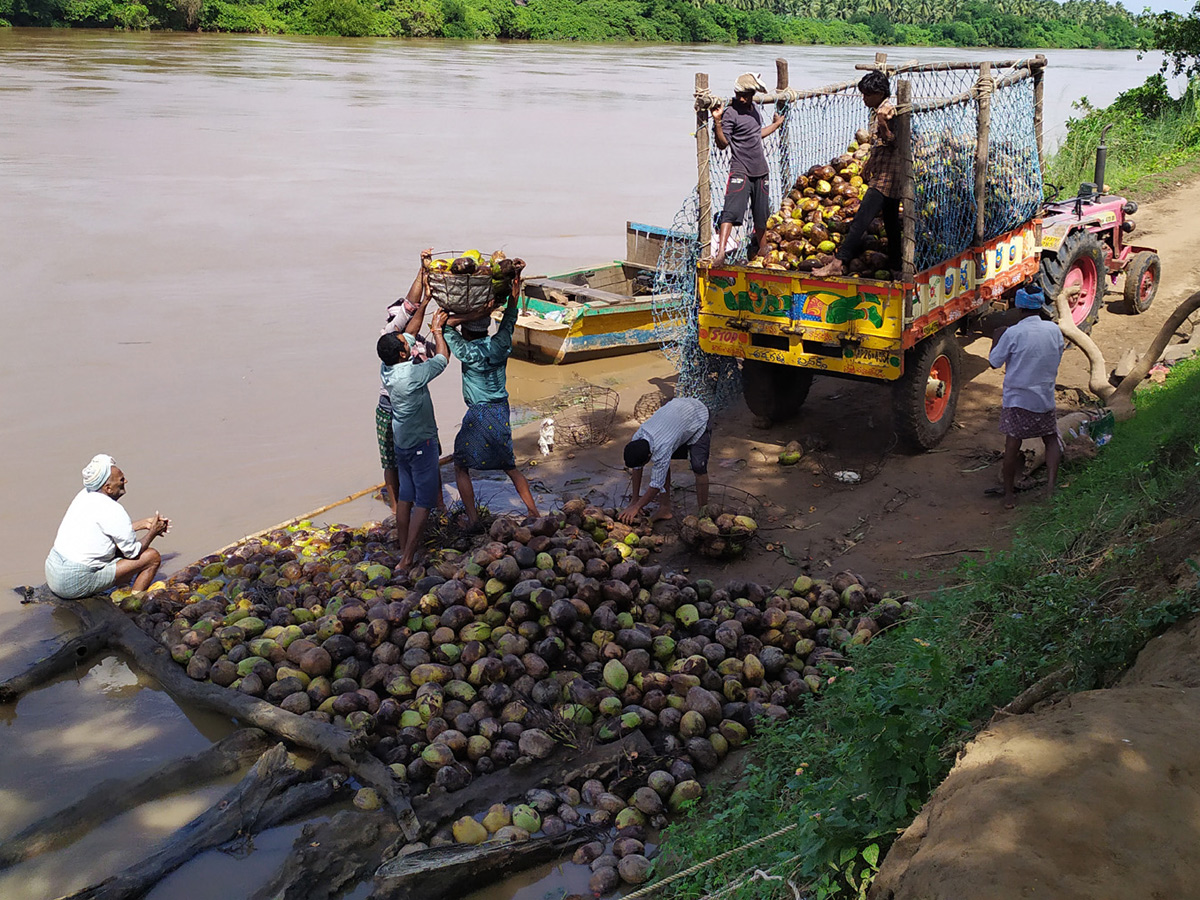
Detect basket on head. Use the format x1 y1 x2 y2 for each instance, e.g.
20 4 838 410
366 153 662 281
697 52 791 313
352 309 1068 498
677 482 762 560
425 249 518 315
545 382 620 447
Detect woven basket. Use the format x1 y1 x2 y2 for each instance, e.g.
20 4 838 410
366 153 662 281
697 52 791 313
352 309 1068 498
677 483 762 560
426 250 515 315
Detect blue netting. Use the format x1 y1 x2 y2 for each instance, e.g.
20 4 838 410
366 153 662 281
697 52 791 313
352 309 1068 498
985 77 1044 237
911 101 977 272
650 192 743 411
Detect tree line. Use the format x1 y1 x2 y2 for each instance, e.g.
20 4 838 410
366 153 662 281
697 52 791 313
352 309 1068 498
0 0 1147 47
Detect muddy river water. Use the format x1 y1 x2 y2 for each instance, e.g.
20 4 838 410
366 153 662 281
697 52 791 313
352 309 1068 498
0 29 1168 899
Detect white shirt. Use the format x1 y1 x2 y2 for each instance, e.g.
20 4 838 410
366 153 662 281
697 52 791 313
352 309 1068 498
631 398 711 491
51 489 142 568
989 316 1065 413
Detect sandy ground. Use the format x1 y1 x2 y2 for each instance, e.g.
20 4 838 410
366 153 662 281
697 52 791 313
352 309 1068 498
501 176 1200 597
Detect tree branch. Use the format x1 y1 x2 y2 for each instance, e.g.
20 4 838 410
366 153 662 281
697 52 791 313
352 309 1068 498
0 626 112 704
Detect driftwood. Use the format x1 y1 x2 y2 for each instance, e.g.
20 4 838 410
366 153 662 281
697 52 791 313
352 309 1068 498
250 810 401 900
0 625 113 703
371 826 605 900
1057 287 1200 420
35 588 419 841
252 731 655 900
245 773 349 832
992 665 1074 720
58 743 302 900
0 728 271 871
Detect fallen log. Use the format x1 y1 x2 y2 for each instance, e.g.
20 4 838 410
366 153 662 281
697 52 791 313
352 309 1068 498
249 810 401 900
35 587 419 841
251 731 655 899
371 826 605 900
248 773 349 832
409 730 654 838
0 728 270 871
0 625 113 704
58 743 301 900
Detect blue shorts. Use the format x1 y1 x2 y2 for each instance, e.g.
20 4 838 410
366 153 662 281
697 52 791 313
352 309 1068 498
395 436 441 508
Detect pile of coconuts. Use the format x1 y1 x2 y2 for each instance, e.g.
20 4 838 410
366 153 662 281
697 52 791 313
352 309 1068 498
112 500 914 895
752 127 894 277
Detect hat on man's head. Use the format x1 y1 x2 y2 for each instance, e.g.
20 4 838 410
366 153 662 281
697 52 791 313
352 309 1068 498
1014 284 1045 310
82 454 114 492
734 73 767 95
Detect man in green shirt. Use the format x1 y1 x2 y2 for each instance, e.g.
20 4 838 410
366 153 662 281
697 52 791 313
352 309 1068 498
444 290 540 528
378 308 450 570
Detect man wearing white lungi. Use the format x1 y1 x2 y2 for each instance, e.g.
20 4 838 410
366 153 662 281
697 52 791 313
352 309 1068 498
45 455 171 599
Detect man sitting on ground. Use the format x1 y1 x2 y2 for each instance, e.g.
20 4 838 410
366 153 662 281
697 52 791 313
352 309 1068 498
378 310 451 570
45 454 171 599
619 397 712 524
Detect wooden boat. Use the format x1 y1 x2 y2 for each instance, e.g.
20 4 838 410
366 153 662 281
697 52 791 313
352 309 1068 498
510 221 687 364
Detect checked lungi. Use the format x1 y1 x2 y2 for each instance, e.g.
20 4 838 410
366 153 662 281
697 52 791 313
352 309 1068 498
999 406 1064 452
454 400 516 471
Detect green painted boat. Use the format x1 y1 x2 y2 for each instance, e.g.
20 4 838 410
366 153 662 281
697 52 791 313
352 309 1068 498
511 222 688 364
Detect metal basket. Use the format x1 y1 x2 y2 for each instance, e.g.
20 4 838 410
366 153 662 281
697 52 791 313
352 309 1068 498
426 249 516 315
546 382 620 447
677 483 762 560
633 390 669 423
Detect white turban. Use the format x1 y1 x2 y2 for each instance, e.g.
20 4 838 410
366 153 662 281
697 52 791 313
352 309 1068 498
82 454 115 492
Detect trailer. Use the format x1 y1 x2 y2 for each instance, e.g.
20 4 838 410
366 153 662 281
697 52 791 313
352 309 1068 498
692 54 1051 450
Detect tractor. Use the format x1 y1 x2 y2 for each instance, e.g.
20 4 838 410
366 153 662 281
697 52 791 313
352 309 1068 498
1038 124 1160 331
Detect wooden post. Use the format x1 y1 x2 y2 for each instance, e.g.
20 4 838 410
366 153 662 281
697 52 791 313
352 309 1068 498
875 51 888 71
1032 54 1046 176
896 78 916 285
975 61 993 245
696 72 713 253
775 58 791 191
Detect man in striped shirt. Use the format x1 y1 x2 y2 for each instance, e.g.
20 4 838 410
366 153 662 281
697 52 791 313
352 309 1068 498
619 397 712 524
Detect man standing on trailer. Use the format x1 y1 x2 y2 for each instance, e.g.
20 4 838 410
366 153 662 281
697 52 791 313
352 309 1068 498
988 284 1065 509
813 70 902 278
711 72 785 268
443 287 540 529
619 397 712 524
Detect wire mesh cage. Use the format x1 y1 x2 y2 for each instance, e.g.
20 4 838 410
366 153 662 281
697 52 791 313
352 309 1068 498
633 390 669 423
677 482 762 560
545 382 620 447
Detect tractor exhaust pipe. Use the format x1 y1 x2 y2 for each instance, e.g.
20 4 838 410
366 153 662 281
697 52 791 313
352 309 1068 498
1094 123 1113 194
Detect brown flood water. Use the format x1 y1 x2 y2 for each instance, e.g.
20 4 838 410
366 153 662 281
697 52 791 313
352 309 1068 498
0 29 1166 899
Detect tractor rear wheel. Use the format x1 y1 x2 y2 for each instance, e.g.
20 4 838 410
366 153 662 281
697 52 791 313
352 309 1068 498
1038 230 1106 334
893 332 962 452
1121 251 1159 314
742 359 814 425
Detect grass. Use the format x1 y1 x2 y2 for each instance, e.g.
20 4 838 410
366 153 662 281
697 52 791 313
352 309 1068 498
1045 74 1200 200
653 354 1200 900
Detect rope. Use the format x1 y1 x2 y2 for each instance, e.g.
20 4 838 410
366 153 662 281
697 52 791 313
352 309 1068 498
620 822 800 900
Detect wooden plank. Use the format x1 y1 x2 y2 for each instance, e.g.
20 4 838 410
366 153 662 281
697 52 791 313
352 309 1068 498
696 72 712 251
522 279 631 305
896 78 917 286
975 62 993 245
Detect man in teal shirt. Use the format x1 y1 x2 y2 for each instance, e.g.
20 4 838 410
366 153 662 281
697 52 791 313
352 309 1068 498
378 308 450 570
444 290 540 528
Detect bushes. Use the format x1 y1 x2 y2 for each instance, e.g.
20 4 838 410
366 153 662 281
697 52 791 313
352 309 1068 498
1046 74 1200 196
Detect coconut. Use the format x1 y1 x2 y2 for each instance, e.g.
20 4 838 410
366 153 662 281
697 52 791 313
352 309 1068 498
511 804 542 833
452 816 488 845
618 854 654 885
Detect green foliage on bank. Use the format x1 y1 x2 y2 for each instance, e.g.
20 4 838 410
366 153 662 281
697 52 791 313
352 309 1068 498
654 355 1200 899
0 0 1146 47
1046 74 1200 198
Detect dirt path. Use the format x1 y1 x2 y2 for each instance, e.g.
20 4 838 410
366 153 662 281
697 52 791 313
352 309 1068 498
506 179 1200 596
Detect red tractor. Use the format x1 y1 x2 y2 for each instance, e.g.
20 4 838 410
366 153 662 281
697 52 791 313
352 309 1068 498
1038 124 1160 330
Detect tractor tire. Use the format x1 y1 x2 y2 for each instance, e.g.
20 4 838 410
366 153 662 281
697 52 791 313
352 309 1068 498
1038 230 1106 334
1121 251 1159 314
741 359 814 425
893 332 962 452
